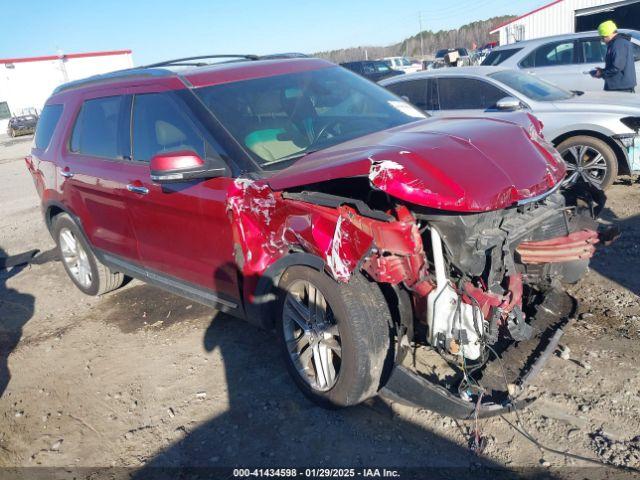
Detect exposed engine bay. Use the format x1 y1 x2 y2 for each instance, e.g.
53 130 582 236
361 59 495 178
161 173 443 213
227 113 610 416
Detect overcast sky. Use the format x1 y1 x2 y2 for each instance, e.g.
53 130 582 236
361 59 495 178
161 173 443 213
1 0 545 64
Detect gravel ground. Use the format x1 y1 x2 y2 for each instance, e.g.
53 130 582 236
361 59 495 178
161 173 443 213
0 134 639 478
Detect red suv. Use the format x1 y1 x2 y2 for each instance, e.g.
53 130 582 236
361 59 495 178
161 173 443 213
26 55 602 416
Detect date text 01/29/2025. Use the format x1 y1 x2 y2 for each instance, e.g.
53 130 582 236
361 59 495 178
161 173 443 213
233 468 401 478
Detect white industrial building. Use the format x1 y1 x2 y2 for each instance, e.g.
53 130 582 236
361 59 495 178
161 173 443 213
0 50 133 131
491 0 640 45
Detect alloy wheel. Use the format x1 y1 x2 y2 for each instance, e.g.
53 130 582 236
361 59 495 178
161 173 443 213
560 145 608 188
282 280 342 392
59 227 92 288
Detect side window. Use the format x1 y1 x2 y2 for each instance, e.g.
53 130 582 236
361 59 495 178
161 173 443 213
580 38 607 63
34 104 63 150
132 92 206 163
633 44 640 62
481 48 522 66
386 80 428 110
70 96 127 159
373 62 391 73
362 63 376 74
438 78 507 110
521 41 576 68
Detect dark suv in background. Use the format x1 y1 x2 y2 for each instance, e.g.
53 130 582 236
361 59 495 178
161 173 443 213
7 114 38 137
340 60 404 82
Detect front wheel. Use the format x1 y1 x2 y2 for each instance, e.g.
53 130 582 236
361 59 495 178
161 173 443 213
276 267 392 408
557 136 618 190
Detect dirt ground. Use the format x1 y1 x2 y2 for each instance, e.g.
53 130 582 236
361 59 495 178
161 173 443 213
1 133 639 477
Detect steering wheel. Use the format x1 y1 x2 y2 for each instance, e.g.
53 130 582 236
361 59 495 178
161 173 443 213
309 120 343 148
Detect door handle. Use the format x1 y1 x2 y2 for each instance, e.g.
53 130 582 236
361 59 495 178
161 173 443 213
126 184 149 195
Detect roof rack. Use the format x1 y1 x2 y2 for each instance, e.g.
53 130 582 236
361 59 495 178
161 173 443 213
142 54 259 68
51 53 311 95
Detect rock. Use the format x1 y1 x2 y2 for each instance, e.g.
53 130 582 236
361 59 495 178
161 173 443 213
558 344 571 361
167 408 175 418
580 312 595 320
50 439 63 451
195 392 207 399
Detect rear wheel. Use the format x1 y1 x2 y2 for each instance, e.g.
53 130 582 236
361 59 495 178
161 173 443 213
557 136 618 190
52 213 125 296
276 267 392 408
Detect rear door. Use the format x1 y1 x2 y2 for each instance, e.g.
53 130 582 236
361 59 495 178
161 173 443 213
432 77 509 117
58 92 140 261
125 88 240 301
385 78 432 113
520 40 582 91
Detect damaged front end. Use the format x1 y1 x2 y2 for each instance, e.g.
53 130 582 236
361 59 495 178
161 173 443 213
231 116 610 418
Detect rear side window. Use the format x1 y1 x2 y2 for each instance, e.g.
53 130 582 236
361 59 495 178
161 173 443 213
70 96 127 159
34 104 63 150
580 38 607 63
438 78 506 110
521 41 576 68
482 48 522 66
132 92 206 163
387 80 428 110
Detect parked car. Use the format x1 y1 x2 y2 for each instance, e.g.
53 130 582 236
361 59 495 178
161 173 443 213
381 66 640 189
26 55 604 416
482 29 640 93
7 114 38 137
433 48 472 68
340 60 404 82
380 56 422 74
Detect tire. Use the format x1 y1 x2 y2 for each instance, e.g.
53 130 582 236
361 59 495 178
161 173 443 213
9 129 15 138
52 213 125 296
276 266 392 408
557 135 618 190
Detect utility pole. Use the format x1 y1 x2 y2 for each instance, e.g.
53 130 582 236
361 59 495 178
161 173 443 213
419 12 425 58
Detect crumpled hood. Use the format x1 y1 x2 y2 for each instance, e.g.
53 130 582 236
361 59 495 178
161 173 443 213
267 114 566 212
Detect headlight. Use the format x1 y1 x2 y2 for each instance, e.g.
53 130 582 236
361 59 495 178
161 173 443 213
620 116 640 132
613 133 636 148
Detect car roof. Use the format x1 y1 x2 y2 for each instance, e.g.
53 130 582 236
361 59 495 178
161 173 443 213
493 28 639 50
50 57 335 97
381 66 508 83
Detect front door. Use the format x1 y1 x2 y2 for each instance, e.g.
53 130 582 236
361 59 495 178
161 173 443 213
124 89 240 301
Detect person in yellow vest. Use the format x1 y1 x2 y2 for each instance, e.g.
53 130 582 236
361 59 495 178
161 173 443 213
592 20 637 92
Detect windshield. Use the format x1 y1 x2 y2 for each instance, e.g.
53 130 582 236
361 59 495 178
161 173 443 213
435 49 448 58
401 57 412 66
489 70 574 101
193 66 425 167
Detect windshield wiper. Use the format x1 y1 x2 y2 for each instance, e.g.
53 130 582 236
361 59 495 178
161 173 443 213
265 149 321 166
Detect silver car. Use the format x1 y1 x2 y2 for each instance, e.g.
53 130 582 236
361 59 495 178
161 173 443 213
481 30 640 93
380 66 640 189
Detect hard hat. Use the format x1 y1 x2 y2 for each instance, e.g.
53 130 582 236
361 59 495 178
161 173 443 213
598 20 618 37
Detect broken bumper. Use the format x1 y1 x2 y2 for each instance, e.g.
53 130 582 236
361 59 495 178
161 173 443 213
379 289 577 419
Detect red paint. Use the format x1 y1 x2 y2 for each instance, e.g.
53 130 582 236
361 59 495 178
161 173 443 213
185 58 334 88
27 56 583 335
490 0 564 33
516 229 599 264
150 151 204 172
0 50 132 64
269 114 565 212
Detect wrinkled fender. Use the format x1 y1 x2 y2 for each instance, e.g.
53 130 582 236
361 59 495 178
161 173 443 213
243 252 325 330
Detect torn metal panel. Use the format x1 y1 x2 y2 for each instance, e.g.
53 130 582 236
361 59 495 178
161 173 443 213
226 178 429 289
516 229 599 264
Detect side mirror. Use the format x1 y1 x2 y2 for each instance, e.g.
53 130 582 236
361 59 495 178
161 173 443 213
150 150 227 183
496 96 523 112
